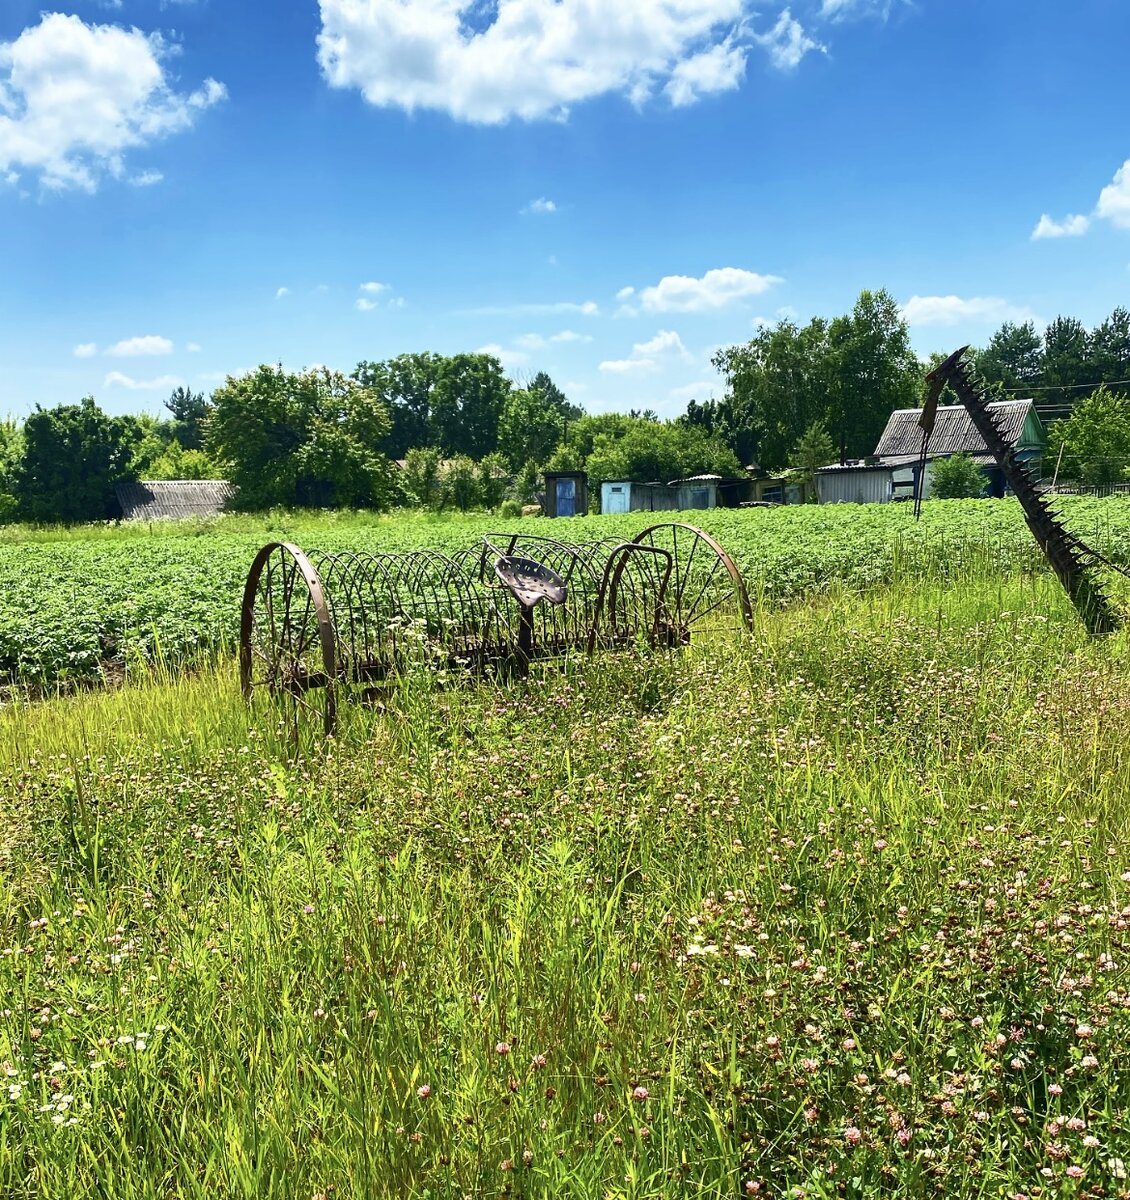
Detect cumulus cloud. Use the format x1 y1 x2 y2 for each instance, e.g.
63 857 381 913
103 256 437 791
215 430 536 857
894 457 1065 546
0 13 225 192
525 197 557 214
664 40 747 106
317 0 753 123
1031 213 1090 240
624 267 783 314
186 342 202 352
753 9 823 71
73 342 98 358
1097 160 1130 230
477 342 530 368
600 328 688 373
104 371 183 390
276 286 290 298
359 281 388 294
106 335 174 357
355 297 379 311
900 295 1041 327
669 379 718 401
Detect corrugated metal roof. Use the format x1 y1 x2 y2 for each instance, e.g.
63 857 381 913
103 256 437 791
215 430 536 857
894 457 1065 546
874 399 1036 459
116 480 234 520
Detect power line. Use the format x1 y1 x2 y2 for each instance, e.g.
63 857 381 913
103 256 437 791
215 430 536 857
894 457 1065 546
999 377 1130 394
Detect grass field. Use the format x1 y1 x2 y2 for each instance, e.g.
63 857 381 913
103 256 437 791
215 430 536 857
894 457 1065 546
2 542 1129 1196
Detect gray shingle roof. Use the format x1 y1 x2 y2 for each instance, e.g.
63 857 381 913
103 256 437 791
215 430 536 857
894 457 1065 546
874 399 1038 459
116 480 234 520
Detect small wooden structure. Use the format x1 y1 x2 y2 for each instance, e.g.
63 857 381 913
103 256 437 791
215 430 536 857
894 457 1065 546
543 471 588 518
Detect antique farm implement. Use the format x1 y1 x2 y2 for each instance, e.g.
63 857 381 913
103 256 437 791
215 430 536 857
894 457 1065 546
923 347 1126 636
240 523 752 734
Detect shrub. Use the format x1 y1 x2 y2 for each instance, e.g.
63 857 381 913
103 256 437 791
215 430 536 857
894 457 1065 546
931 453 986 499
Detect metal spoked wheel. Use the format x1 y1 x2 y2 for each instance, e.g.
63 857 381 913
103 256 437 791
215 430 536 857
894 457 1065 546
631 522 752 643
240 542 338 737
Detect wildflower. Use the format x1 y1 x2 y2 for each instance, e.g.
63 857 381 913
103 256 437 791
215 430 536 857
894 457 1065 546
499 1159 513 1172
1065 1165 1084 1179
845 1127 862 1145
593 1111 606 1125
632 1086 649 1102
896 1072 911 1087
1083 1135 1101 1149
303 905 315 914
416 1085 430 1099
638 1126 650 1138
1075 1024 1094 1039
745 1184 761 1195
1081 1054 1099 1068
495 1042 511 1056
873 839 887 851
842 1038 856 1052
522 1150 533 1166
529 1054 547 1070
1048 1082 1063 1096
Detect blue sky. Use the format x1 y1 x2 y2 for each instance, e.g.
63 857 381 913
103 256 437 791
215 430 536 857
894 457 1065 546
2 0 1129 421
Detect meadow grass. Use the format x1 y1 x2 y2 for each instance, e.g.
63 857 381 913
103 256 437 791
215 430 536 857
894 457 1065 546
1 570 1129 1198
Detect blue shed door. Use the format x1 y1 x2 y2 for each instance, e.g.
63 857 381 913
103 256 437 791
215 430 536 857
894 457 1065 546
556 477 576 517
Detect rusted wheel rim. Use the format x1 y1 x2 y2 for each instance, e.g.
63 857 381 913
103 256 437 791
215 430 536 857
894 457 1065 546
240 542 337 737
631 522 752 640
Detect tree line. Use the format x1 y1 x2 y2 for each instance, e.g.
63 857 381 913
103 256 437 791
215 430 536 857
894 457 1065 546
2 292 1127 524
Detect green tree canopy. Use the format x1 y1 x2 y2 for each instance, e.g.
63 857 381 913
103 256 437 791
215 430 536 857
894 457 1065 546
974 321 1044 393
430 353 510 459
353 352 443 459
164 386 211 451
709 289 919 471
207 366 393 509
498 387 565 470
582 418 742 494
0 418 22 523
1047 384 1130 487
15 398 141 523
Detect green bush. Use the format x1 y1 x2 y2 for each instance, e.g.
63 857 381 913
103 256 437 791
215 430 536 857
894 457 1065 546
931 452 987 499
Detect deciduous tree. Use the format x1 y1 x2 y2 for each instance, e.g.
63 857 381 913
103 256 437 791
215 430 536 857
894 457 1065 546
207 366 393 509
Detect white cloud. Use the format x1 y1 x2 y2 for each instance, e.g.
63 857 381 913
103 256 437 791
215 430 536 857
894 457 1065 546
635 329 688 357
73 342 98 358
900 295 1041 327
275 286 290 298
1096 159 1130 230
389 296 406 309
600 327 688 373
753 9 823 71
355 297 379 311
664 39 746 106
359 281 388 294
616 286 636 302
106 334 174 357
186 342 202 353
515 328 593 350
103 371 183 390
525 197 557 214
466 299 600 317
131 169 164 187
0 13 226 192
1031 213 1090 240
627 266 783 314
317 0 754 124
477 342 530 368
550 329 592 343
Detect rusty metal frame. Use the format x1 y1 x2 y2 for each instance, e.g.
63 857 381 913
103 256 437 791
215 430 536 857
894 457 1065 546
240 523 752 736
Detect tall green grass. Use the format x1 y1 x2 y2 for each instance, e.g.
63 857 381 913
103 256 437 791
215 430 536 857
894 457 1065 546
1 571 1129 1197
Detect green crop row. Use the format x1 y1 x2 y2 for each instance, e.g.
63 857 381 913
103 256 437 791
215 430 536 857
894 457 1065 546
1 496 1127 688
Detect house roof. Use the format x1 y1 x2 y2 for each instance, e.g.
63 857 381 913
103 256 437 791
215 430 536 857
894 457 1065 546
874 399 1039 459
116 479 234 520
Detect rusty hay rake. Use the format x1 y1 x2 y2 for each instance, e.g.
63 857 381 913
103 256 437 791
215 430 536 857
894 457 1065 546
240 523 752 736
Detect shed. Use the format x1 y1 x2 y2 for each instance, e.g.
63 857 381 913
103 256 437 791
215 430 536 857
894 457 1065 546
115 479 234 521
814 463 895 506
874 398 1045 500
543 471 588 518
600 480 678 514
